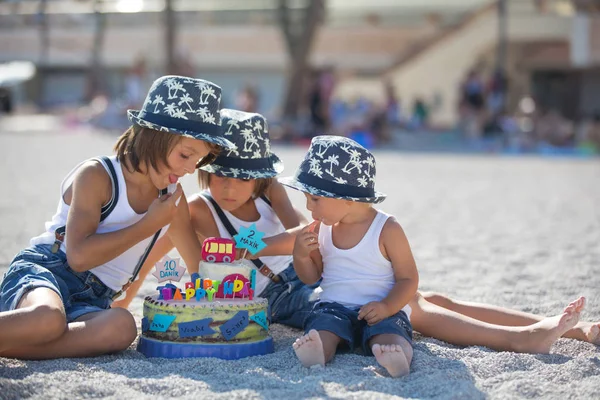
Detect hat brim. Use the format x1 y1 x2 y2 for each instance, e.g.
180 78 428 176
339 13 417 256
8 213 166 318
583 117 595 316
279 176 386 204
127 110 236 151
201 154 284 180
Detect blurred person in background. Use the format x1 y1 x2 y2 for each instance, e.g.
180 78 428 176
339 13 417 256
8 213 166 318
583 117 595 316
236 84 260 113
384 80 402 128
459 69 486 138
535 109 575 148
410 97 429 130
309 68 336 137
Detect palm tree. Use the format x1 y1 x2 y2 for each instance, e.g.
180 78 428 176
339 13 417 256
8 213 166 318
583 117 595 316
362 156 375 175
196 106 210 120
244 136 259 153
357 176 369 188
342 149 362 174
240 128 255 148
315 141 332 158
308 159 323 178
200 86 217 104
164 103 177 116
203 114 216 124
225 119 240 135
163 77 176 89
152 95 165 112
178 93 194 111
172 108 187 119
323 154 339 176
169 81 185 99
195 81 208 92
333 177 348 184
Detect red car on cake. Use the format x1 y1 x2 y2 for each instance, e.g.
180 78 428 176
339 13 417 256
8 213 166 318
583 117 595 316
202 237 236 263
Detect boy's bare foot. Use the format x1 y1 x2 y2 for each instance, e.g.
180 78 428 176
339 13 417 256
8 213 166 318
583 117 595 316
293 329 325 368
512 297 585 354
583 323 599 345
372 344 410 378
572 322 600 345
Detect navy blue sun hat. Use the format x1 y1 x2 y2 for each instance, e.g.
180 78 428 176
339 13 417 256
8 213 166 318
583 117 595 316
127 75 236 151
279 135 386 204
199 109 284 179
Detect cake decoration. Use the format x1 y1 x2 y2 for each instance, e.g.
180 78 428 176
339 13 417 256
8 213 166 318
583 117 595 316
137 236 274 359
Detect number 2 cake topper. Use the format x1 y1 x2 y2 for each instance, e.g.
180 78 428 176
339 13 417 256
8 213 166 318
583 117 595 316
234 223 267 255
153 255 186 283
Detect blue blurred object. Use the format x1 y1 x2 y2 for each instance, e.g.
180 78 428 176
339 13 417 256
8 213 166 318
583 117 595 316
349 130 374 149
137 336 274 359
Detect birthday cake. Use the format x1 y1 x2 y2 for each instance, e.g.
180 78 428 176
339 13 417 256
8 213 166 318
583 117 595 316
137 238 273 359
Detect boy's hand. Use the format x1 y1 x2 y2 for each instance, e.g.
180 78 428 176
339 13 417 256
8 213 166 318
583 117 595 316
358 301 390 326
294 220 319 259
144 183 183 231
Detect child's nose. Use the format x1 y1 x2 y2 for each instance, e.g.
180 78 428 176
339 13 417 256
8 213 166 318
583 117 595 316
306 199 313 211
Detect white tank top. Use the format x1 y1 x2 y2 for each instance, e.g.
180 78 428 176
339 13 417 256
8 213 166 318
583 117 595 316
318 209 411 317
199 191 293 296
30 156 170 291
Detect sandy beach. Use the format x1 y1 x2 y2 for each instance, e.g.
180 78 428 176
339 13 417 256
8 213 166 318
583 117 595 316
0 129 598 399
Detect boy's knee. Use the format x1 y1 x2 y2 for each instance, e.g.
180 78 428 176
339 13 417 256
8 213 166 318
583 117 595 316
33 304 67 340
101 309 137 352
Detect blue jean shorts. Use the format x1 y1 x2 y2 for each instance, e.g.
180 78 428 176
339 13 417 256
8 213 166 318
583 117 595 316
0 244 116 322
304 301 413 356
260 263 320 329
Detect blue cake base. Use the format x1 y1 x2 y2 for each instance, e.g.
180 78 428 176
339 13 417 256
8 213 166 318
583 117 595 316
137 336 274 360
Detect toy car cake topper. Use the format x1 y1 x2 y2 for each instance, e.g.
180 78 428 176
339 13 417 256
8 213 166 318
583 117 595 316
202 237 236 263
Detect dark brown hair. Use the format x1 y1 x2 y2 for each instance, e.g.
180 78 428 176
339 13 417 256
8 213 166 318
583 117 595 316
114 125 221 173
197 170 273 199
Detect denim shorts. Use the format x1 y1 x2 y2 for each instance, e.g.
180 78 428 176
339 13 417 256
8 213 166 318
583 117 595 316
0 244 117 322
304 301 413 356
260 263 320 329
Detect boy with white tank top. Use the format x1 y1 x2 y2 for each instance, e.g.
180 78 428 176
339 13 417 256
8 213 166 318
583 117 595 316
280 135 419 378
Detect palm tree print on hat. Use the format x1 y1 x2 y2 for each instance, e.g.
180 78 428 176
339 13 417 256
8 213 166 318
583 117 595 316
225 119 240 136
152 95 165 113
341 146 363 175
253 119 263 133
178 93 194 112
362 156 375 176
172 108 187 119
196 106 210 120
308 158 323 178
127 75 236 150
164 78 186 99
199 85 217 105
164 103 177 117
279 135 386 203
315 140 333 158
240 128 260 153
324 154 339 176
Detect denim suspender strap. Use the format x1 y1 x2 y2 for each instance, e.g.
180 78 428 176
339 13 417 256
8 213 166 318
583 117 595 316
111 187 168 300
259 194 272 207
201 193 280 283
51 156 119 253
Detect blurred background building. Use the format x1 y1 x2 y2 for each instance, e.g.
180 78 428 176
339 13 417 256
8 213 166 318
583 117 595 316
1 0 599 152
